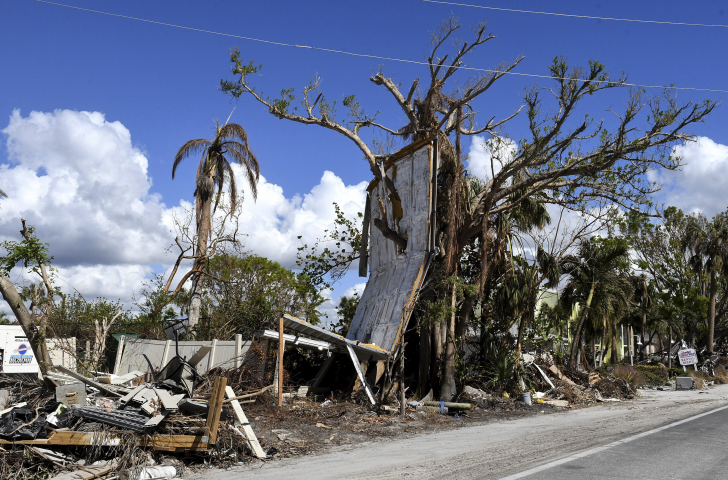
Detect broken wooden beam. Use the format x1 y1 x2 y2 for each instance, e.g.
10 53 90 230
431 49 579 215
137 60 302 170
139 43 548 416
225 385 266 459
0 430 212 451
278 316 284 407
205 376 227 445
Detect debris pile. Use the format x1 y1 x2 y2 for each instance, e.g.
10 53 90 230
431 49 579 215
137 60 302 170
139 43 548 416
0 347 269 480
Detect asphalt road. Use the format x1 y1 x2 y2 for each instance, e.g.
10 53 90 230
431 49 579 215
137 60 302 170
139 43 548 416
503 404 728 480
192 386 728 480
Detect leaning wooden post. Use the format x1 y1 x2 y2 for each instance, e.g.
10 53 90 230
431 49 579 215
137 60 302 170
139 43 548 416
278 316 284 407
205 376 228 445
400 341 406 417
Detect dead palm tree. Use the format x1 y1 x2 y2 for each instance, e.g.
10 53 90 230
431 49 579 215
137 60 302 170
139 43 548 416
172 120 260 329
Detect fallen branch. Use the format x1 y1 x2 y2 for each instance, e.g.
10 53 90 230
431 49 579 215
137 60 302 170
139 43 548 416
222 384 276 404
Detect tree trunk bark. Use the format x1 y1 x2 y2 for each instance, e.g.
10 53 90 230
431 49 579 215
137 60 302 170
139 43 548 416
440 283 458 401
569 282 596 366
708 265 717 353
640 276 647 361
417 319 431 399
611 320 619 364
189 194 212 330
431 317 443 395
0 275 52 374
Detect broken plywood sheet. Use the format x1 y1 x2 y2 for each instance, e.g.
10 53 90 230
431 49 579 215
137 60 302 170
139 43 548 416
347 138 436 353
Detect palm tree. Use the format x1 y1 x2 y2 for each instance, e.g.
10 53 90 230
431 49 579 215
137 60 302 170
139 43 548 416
631 274 655 361
561 238 631 366
172 120 260 329
684 213 728 354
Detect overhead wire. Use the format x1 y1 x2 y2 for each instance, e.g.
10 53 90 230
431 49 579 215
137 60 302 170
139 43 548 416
31 0 728 93
420 0 728 28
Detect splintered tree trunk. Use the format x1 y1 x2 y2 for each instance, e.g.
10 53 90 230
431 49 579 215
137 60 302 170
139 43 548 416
0 276 52 374
188 194 212 331
440 283 458 401
431 316 445 395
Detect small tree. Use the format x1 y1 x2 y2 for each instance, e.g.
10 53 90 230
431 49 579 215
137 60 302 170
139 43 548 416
0 220 55 373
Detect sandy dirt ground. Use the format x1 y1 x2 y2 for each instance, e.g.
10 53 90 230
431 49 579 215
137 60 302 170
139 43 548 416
190 385 728 479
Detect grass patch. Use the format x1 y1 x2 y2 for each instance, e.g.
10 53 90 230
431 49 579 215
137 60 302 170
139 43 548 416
612 365 646 387
686 370 708 389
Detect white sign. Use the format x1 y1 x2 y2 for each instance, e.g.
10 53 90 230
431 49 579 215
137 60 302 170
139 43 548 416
678 348 698 366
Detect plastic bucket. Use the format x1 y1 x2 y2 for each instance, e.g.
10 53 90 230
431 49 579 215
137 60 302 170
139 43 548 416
519 392 532 405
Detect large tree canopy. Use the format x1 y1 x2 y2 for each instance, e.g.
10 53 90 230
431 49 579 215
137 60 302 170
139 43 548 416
221 16 716 399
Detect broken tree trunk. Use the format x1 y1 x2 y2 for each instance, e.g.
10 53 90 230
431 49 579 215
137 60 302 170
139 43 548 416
440 282 458 401
569 281 595 366
0 275 52 374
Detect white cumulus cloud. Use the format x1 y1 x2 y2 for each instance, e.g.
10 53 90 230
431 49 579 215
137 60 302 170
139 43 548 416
232 169 367 269
466 135 516 182
0 109 368 314
0 109 170 267
651 137 728 217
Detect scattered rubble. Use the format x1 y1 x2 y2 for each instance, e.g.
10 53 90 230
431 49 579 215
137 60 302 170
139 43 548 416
2 338 715 480
0 345 269 479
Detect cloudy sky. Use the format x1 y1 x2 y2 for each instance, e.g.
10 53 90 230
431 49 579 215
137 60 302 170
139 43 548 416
1 1 726 320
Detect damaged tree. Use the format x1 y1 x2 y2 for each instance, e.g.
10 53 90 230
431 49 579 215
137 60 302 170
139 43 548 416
0 220 55 374
222 17 715 400
171 119 260 331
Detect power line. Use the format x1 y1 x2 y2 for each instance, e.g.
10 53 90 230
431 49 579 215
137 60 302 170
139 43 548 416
32 0 728 93
421 0 728 28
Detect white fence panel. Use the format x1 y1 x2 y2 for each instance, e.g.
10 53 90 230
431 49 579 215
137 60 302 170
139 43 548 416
114 335 251 375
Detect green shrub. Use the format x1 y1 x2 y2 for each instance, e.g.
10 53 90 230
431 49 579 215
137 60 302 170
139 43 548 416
634 365 669 386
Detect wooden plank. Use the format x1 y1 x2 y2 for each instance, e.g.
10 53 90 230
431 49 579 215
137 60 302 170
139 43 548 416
225 385 266 459
346 343 376 404
0 430 210 451
49 431 120 446
205 376 227 444
278 316 284 406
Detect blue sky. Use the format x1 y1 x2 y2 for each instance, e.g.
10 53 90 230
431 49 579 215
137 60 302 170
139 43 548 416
1 0 726 317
